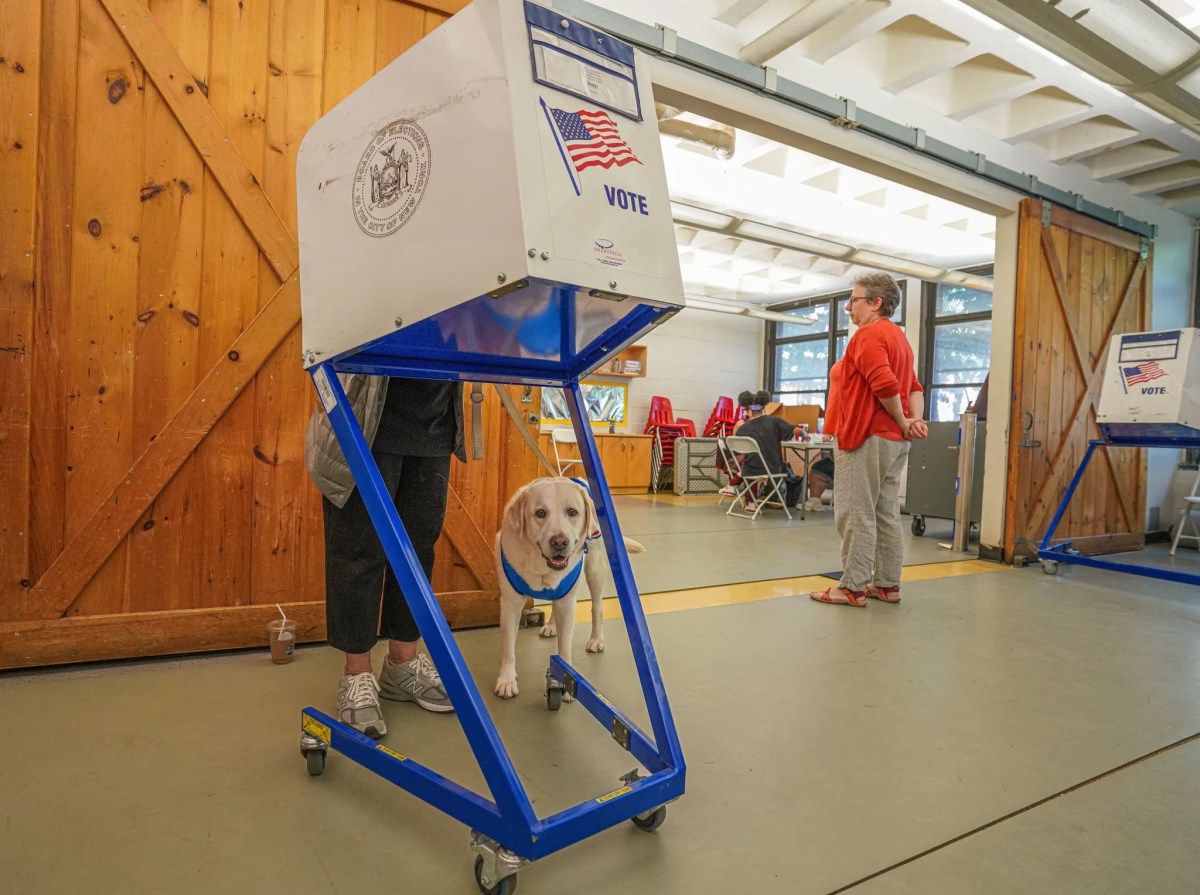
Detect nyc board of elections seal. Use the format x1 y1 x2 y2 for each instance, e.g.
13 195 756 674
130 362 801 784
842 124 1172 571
351 121 431 238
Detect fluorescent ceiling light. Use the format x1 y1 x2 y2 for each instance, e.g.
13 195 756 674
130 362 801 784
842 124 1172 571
733 220 850 258
851 250 944 280
1055 0 1199 75
670 202 737 230
744 307 819 324
683 294 816 325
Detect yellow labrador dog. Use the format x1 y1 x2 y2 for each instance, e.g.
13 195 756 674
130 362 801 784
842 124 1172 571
493 477 644 699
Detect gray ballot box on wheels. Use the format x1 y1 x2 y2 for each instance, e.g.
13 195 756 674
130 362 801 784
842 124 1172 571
905 420 986 535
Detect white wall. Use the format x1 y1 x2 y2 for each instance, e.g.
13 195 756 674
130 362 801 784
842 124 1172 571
617 308 763 433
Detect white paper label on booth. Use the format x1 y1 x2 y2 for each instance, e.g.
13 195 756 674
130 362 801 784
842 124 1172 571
529 26 639 119
314 367 338 413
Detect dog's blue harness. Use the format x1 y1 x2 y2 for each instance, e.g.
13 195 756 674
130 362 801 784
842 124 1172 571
500 549 584 602
501 477 601 601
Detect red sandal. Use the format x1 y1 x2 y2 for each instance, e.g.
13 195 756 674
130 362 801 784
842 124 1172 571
865 584 901 603
809 586 868 607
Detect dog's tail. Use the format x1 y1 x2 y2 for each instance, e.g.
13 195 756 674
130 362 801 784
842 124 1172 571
623 536 647 554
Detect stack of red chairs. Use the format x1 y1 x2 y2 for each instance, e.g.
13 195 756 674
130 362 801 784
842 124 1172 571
703 396 740 438
644 396 695 490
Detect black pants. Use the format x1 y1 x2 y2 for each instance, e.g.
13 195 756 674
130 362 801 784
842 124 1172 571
323 452 451 654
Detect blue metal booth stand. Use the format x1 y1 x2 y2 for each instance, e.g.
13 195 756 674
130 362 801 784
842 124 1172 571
297 287 686 893
1037 434 1200 587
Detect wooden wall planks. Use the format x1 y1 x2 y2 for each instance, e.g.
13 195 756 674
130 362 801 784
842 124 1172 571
0 1 41 621
2 0 539 667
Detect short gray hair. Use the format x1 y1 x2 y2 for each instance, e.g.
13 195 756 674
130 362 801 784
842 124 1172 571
854 272 901 317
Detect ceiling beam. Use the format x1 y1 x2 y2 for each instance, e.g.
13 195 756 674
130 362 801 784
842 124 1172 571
957 0 1200 135
739 0 866 64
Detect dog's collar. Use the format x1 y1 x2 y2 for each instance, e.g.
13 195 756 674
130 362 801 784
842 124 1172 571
500 548 584 601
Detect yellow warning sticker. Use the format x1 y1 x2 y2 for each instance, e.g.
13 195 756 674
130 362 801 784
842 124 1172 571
376 744 407 762
595 786 632 804
301 714 331 745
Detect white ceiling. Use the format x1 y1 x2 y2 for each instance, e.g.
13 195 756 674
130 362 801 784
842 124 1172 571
582 0 1200 305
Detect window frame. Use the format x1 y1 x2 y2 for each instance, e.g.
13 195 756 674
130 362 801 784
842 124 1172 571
919 265 994 422
765 283 907 410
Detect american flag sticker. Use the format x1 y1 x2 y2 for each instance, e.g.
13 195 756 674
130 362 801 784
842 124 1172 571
540 98 641 196
1121 360 1167 391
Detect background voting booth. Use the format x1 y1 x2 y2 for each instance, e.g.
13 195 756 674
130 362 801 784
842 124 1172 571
1039 329 1200 586
294 1 686 890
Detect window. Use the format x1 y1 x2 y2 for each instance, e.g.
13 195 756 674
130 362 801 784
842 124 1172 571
921 268 993 422
766 285 905 413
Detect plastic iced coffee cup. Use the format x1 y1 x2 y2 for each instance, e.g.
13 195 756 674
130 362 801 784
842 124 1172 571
267 619 297 664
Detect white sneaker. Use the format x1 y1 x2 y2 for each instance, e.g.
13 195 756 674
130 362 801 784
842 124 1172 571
803 498 826 512
337 671 386 739
718 485 736 497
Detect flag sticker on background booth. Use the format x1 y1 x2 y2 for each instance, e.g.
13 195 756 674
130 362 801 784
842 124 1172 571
541 99 641 195
1122 361 1168 389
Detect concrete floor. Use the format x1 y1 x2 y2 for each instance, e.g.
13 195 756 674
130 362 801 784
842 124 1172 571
2 500 1199 894
616 495 965 593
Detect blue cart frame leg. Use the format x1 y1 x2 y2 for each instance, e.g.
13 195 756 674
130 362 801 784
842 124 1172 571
300 366 686 882
1037 437 1200 586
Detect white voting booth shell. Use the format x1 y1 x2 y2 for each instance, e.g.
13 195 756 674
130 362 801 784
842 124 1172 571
296 0 682 379
1097 329 1200 440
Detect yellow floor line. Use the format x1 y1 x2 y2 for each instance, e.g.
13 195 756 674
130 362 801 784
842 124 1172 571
574 559 1008 622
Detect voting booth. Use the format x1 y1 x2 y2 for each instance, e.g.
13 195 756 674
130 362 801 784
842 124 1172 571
1040 329 1200 587
1096 329 1200 441
294 1 686 890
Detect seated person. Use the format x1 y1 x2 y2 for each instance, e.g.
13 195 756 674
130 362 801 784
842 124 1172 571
805 453 834 512
723 389 801 511
718 390 755 497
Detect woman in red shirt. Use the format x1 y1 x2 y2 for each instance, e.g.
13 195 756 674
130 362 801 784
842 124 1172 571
812 273 927 607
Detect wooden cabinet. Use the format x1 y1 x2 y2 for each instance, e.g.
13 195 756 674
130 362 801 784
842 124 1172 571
596 433 652 492
538 432 652 493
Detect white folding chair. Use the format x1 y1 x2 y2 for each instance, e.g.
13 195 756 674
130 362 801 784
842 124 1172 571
723 435 792 521
715 435 740 507
551 428 582 477
1170 468 1200 555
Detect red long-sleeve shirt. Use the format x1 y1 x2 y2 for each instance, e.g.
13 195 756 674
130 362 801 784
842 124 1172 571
837 319 922 452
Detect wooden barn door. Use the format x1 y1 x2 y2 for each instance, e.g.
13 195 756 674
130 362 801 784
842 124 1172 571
0 0 542 669
1005 199 1151 561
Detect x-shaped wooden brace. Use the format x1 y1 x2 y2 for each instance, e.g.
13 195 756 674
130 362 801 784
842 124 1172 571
1024 227 1146 541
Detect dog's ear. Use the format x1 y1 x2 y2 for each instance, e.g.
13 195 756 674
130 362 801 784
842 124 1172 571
503 489 528 541
576 482 599 542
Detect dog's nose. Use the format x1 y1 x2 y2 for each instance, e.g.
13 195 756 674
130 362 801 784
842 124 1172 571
549 534 569 552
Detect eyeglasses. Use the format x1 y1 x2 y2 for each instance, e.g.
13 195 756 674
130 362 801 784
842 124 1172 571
847 295 874 304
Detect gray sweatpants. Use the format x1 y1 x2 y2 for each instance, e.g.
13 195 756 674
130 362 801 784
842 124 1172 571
834 436 910 592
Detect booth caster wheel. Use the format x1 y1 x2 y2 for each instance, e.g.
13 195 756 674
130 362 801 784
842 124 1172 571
545 670 566 711
911 516 926 536
631 805 667 832
304 749 326 776
300 732 327 776
1041 559 1059 575
473 856 518 895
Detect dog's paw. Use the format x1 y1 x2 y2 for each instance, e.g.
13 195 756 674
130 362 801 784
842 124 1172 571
494 677 519 699
585 637 605 653
563 691 575 703
539 622 557 638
